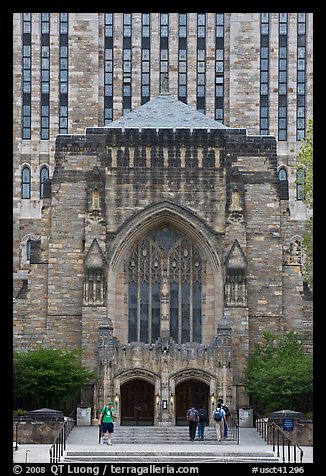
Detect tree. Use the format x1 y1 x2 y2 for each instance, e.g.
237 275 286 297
295 117 313 289
13 348 97 409
245 331 313 415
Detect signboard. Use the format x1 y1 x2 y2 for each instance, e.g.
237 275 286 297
283 418 294 431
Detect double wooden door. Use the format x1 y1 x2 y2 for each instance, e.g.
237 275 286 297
121 379 154 426
175 380 209 425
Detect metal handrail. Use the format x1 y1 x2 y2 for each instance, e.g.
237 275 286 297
254 412 304 463
269 421 304 463
49 412 75 463
228 412 240 444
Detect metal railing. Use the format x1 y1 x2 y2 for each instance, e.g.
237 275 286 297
254 412 304 463
49 414 75 463
269 422 304 463
228 412 240 444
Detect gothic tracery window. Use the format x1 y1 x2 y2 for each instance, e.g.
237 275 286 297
126 227 204 344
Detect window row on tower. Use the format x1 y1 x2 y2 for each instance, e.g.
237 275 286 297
21 165 49 199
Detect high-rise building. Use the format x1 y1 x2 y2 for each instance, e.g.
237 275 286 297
13 13 313 420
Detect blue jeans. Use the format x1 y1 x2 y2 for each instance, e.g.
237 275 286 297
197 422 206 439
224 420 228 438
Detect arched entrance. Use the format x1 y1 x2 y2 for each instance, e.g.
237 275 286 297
121 379 154 426
175 380 209 425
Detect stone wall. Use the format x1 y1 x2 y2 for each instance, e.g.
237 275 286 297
13 421 64 444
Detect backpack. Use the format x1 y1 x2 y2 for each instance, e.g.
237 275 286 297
213 409 223 421
198 408 207 422
187 408 197 421
222 404 230 418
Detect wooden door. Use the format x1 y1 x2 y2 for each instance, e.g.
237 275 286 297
121 379 154 426
175 380 209 425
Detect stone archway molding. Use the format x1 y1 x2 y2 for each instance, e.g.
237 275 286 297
115 368 160 387
170 367 216 388
108 200 222 275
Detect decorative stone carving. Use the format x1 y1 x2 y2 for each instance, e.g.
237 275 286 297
84 239 107 306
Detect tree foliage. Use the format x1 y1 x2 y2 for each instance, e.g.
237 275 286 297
245 331 313 415
296 117 313 289
296 117 313 208
13 348 97 409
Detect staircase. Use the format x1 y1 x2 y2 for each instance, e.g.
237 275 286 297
99 424 235 444
63 425 280 463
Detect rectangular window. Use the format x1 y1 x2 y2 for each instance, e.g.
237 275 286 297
40 13 50 140
141 14 151 104
215 13 224 122
178 13 187 102
260 13 269 135
122 14 132 114
104 13 114 123
196 13 206 112
22 13 31 139
59 13 68 133
278 13 288 141
296 13 306 141
160 13 169 92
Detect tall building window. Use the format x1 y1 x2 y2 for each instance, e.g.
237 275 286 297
26 239 32 261
104 13 114 123
40 165 49 198
127 227 203 345
215 13 224 122
178 13 187 103
160 13 169 91
141 13 151 104
260 13 269 135
122 13 132 114
278 13 288 141
21 166 31 199
40 13 50 140
22 13 31 140
296 169 305 201
59 13 68 133
297 13 306 141
196 13 206 113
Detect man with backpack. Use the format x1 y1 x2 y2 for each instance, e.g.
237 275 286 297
197 405 208 440
186 404 199 441
218 398 230 439
212 402 226 442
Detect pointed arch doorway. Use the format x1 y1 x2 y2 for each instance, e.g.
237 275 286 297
175 380 209 425
120 379 154 426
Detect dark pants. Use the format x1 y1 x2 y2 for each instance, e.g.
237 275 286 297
188 421 197 441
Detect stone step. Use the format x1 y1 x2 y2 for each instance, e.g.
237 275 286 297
69 425 237 444
64 451 279 464
94 432 236 444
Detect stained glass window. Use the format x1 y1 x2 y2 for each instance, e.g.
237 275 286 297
126 227 203 344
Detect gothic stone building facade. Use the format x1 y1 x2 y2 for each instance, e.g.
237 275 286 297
13 94 312 425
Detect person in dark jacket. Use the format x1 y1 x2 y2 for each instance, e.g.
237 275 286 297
197 405 208 440
186 404 199 441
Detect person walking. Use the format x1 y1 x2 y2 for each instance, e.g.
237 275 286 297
98 401 117 445
186 404 199 441
212 402 225 442
197 405 208 440
217 398 230 439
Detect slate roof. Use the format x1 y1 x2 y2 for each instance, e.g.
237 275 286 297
105 94 228 131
